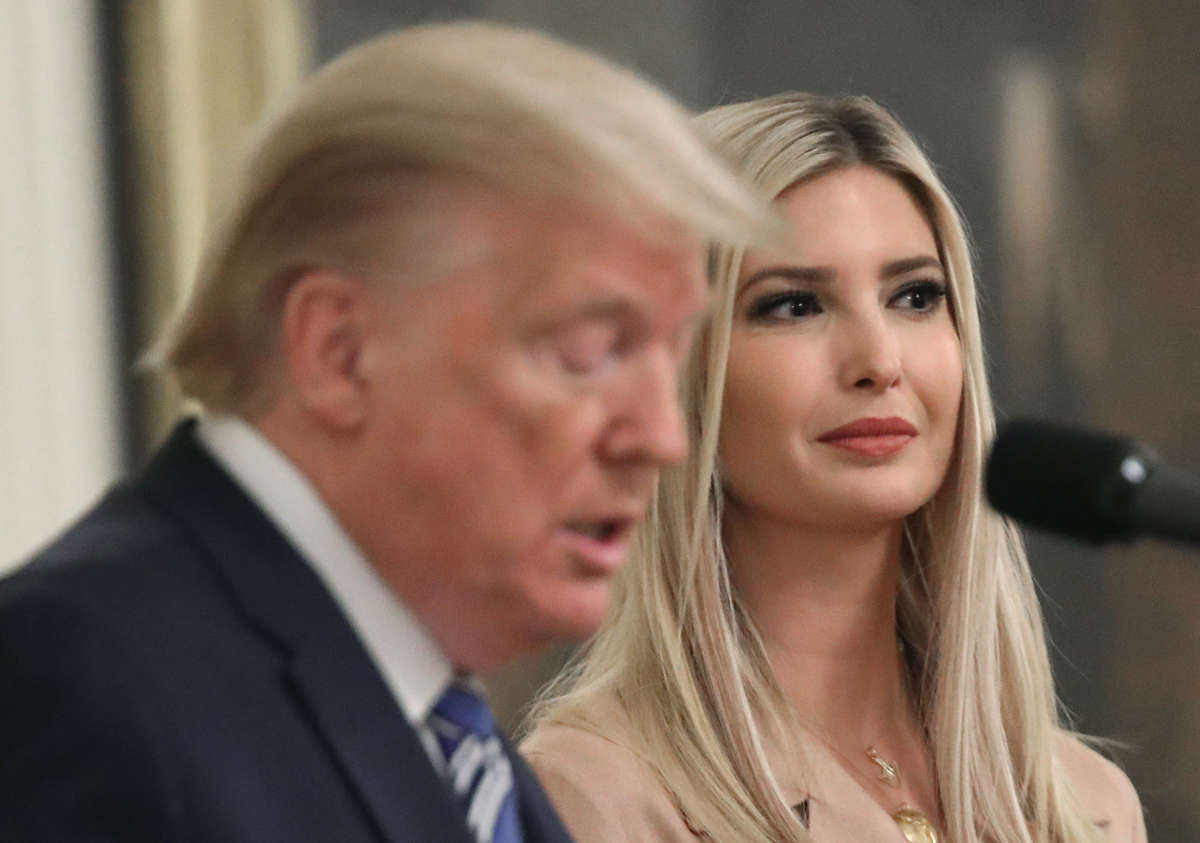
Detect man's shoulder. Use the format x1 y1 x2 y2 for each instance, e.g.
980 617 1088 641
4 474 209 614
0 497 239 696
0 475 398 843
4 420 275 618
0 434 261 678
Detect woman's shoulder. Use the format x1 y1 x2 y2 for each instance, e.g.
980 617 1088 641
1054 733 1147 841
521 698 704 842
522 719 653 791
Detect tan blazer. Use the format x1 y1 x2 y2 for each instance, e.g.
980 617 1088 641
521 698 1147 842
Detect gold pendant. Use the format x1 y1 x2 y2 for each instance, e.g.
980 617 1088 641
865 745 901 788
892 806 939 843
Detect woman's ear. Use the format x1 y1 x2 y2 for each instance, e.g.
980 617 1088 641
278 269 373 433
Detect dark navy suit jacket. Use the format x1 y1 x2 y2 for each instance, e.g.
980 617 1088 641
0 422 575 843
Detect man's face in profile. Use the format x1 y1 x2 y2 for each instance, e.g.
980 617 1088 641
353 186 707 665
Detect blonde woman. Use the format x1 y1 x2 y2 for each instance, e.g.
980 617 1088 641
521 93 1146 843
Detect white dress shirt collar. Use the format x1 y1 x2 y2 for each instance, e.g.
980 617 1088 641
194 414 454 726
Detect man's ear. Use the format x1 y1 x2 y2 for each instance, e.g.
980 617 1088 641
278 269 374 432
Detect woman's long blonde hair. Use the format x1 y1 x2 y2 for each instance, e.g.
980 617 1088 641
525 93 1101 842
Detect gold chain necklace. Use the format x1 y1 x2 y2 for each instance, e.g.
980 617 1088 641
863 745 939 843
805 642 940 840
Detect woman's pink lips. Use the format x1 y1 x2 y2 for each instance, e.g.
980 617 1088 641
817 417 918 457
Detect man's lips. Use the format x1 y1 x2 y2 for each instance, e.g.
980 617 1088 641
562 515 639 573
816 416 918 457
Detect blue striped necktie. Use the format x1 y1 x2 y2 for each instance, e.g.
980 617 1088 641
429 680 524 843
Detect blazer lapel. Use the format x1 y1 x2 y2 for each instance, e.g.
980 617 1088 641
137 421 474 843
767 728 917 843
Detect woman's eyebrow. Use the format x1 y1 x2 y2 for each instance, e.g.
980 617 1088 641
880 255 943 278
736 255 944 303
737 265 834 299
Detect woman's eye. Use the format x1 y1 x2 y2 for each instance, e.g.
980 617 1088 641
891 280 948 312
749 291 822 321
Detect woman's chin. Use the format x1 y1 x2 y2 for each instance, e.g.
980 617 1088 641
803 493 934 535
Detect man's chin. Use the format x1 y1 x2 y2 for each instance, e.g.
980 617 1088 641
526 583 614 642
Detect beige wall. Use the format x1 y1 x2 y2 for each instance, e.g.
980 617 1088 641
0 1 121 570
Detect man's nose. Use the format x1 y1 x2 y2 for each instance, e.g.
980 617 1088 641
601 346 689 466
838 311 902 392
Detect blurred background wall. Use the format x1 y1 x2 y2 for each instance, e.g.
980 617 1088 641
4 0 1196 837
0 2 122 570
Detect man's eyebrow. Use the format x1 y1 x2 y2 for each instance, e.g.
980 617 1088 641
881 255 944 277
526 295 641 336
737 265 834 300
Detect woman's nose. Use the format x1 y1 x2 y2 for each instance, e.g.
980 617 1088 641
838 312 902 391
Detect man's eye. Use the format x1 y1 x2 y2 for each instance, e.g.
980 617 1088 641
554 323 622 375
748 291 822 321
891 280 948 312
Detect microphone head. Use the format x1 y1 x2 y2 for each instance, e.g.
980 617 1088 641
985 418 1156 543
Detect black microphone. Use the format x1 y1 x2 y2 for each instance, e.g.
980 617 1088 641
986 418 1200 546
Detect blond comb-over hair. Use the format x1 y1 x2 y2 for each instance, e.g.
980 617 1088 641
157 21 773 414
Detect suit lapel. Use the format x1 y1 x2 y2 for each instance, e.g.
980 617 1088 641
287 638 474 843
137 422 475 843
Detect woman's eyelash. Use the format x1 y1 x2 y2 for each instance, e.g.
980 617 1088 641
891 280 949 310
745 280 949 322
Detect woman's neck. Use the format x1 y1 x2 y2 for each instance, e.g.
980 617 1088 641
725 503 915 748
